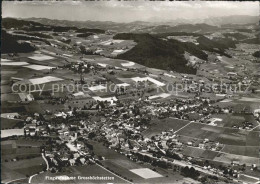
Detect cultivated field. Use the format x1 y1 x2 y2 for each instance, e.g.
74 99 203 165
142 118 190 138
1 156 46 183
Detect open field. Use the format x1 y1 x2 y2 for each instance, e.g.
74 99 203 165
1 62 29 66
148 93 171 100
2 147 41 160
142 118 190 138
101 158 187 183
89 85 106 91
177 122 260 146
29 76 63 85
1 156 46 183
208 114 245 127
207 113 260 130
213 152 260 166
1 128 24 138
182 147 219 160
238 174 260 184
1 118 23 130
1 102 27 113
1 94 22 102
89 140 186 183
221 145 260 158
130 168 163 179
24 64 55 70
1 138 46 161
28 54 55 61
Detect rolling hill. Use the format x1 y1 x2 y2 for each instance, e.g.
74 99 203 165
113 32 238 74
2 18 105 34
113 33 206 74
1 30 36 53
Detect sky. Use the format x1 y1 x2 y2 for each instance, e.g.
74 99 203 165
2 1 259 23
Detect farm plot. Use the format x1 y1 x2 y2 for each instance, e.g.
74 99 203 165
239 97 260 103
182 147 219 160
148 93 171 100
29 76 63 85
16 138 47 147
28 54 55 61
1 165 26 184
209 114 245 127
1 102 27 114
177 123 224 141
1 58 12 62
1 118 23 130
115 83 130 87
1 70 18 75
88 85 107 91
101 159 185 183
1 94 21 102
23 64 55 70
1 62 29 66
130 168 163 179
2 156 46 183
182 147 205 158
121 61 135 67
88 140 126 160
142 118 190 138
217 129 259 146
2 147 41 160
131 77 165 87
91 58 144 69
238 174 260 184
1 128 24 138
101 159 145 182
213 152 260 166
88 140 183 183
222 145 260 158
25 101 65 114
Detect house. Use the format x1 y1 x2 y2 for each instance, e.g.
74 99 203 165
199 144 205 149
187 142 193 146
79 157 86 165
69 158 76 166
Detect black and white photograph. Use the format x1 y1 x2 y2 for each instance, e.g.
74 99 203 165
1 1 260 183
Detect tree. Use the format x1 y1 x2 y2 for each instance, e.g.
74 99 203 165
88 132 96 139
181 166 200 179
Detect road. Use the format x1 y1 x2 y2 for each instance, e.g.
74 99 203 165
42 153 49 170
250 121 260 132
28 153 49 183
28 174 37 184
5 178 27 184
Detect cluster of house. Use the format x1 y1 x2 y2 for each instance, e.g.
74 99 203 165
24 113 48 136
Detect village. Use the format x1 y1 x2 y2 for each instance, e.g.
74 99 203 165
1 6 260 183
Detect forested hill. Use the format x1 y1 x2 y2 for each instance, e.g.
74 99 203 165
1 30 36 53
114 33 201 74
113 33 237 74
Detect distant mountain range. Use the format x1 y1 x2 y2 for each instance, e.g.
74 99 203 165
148 15 259 26
22 15 258 33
